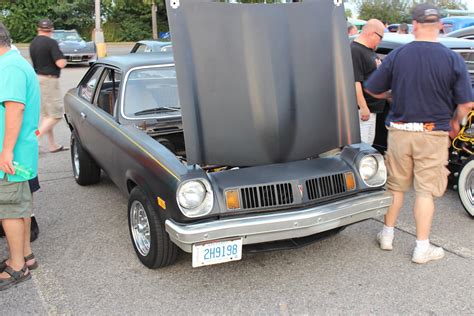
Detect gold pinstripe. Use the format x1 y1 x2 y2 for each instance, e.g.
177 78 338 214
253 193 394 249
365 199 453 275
67 92 180 181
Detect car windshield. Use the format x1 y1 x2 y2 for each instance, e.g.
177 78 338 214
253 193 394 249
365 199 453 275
53 31 82 42
123 66 180 118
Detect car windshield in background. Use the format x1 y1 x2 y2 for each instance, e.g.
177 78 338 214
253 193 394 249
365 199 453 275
123 67 180 118
53 31 82 42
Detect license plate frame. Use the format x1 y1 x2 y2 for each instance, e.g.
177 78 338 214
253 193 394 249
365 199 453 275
192 238 243 268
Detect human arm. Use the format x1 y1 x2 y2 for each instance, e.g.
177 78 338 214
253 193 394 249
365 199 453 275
449 102 473 139
0 102 25 174
355 82 370 121
55 58 67 69
51 42 67 69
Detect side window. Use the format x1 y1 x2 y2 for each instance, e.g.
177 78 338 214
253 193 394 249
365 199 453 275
135 44 147 53
95 68 122 116
79 67 103 102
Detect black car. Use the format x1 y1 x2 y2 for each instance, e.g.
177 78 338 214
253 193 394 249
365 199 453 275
52 30 97 65
65 1 392 269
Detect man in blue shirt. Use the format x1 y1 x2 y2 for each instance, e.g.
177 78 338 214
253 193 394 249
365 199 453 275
0 23 40 290
365 3 473 264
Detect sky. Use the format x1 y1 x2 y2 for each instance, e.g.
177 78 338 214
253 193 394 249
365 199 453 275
468 2 474 12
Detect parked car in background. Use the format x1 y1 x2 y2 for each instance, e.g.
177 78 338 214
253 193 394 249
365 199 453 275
387 23 413 33
52 30 96 65
130 40 172 53
446 25 474 40
441 16 474 34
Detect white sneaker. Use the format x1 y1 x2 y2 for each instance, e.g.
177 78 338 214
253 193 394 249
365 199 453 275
376 232 393 250
412 245 445 264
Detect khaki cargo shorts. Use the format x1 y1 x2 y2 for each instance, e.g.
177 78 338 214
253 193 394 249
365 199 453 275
0 177 32 219
39 75 64 119
385 129 450 198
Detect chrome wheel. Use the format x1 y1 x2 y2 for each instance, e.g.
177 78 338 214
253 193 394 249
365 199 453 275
458 159 474 217
73 140 80 178
464 169 474 206
130 200 151 256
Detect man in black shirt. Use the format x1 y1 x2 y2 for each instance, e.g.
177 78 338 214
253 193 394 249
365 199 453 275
29 19 67 153
350 19 386 145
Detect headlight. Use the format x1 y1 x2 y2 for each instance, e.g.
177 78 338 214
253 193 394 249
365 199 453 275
358 154 387 187
177 179 213 217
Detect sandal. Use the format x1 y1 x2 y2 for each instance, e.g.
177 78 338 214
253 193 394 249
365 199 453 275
0 253 38 272
0 264 31 291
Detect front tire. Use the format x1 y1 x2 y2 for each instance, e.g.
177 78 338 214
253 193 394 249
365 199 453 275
128 187 177 268
457 159 474 218
70 132 101 185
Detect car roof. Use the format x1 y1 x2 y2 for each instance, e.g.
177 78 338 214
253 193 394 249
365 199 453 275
136 40 171 46
94 52 174 72
372 33 474 50
447 26 474 38
442 16 474 22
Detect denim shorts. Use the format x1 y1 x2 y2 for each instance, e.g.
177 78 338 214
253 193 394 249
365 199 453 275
0 178 32 219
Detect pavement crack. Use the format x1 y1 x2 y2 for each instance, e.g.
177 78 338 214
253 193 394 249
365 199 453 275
371 218 474 260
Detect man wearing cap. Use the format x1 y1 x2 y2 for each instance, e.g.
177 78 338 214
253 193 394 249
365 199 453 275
29 18 67 153
365 3 473 264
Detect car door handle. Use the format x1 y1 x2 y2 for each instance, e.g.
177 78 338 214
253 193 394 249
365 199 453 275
80 112 87 120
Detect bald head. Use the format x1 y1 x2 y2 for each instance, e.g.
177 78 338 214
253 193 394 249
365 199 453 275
362 19 385 36
355 19 385 50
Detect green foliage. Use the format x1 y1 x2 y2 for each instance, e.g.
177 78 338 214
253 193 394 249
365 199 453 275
357 0 468 24
357 0 409 24
0 0 56 42
345 8 352 18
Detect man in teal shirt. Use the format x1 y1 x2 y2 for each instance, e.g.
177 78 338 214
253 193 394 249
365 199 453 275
0 22 40 290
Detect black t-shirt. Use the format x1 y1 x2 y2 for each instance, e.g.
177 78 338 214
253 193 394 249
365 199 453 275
350 41 385 113
29 35 65 77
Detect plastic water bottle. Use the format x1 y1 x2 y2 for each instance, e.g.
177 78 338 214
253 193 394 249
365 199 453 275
12 162 34 179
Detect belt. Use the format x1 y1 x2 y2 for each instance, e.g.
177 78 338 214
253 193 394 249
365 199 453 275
389 122 436 132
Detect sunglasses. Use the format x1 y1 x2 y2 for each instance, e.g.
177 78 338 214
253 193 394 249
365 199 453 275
374 31 384 40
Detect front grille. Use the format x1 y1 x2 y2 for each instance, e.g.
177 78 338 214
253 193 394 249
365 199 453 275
240 183 293 209
305 173 348 201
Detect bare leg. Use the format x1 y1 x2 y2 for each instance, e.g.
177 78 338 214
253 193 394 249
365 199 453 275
413 195 434 240
384 190 404 227
39 116 61 151
23 217 32 257
0 219 26 278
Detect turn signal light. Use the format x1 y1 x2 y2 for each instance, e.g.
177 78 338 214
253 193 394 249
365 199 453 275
345 172 356 191
225 190 240 210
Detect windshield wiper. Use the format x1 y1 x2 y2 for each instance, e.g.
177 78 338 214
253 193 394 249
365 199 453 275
133 107 180 116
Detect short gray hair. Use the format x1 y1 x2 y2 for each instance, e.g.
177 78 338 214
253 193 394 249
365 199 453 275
0 22 12 48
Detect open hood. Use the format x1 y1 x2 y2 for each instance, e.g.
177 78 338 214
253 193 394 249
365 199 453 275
166 0 360 166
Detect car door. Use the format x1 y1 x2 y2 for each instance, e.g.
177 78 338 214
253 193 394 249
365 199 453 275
79 67 123 177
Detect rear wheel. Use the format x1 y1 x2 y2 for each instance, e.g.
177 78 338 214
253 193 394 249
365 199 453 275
457 159 474 218
128 187 177 268
70 132 101 185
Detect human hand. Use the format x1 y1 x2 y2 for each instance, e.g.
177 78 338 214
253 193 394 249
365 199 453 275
375 58 382 68
449 119 460 139
360 107 370 121
0 151 14 175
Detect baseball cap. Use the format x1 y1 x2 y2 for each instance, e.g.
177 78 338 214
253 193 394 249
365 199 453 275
412 3 440 23
37 18 54 30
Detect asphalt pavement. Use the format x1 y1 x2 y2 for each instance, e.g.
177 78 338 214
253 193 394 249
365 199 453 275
1 44 473 315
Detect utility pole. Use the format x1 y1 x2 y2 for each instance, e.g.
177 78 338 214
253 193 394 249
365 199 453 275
94 0 107 58
152 1 158 40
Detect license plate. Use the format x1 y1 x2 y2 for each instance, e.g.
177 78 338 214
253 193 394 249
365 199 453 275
71 56 82 62
192 238 242 268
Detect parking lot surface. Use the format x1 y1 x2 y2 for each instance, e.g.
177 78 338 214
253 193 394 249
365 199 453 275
2 45 473 314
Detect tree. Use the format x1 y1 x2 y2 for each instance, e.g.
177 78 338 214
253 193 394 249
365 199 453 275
357 0 409 24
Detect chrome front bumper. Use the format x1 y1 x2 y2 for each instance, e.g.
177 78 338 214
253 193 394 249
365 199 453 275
165 191 392 252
